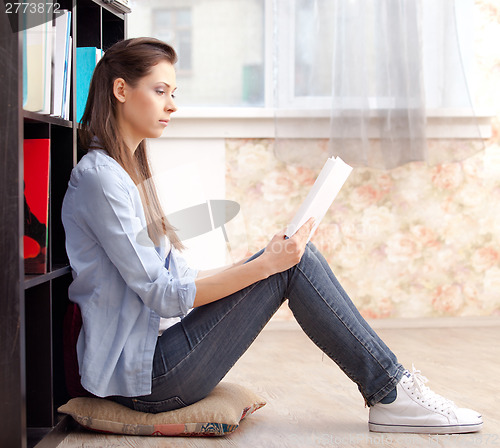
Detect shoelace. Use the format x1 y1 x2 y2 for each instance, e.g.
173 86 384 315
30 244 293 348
403 365 457 414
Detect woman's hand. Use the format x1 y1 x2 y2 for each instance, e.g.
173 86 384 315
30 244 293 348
193 217 315 308
261 218 315 276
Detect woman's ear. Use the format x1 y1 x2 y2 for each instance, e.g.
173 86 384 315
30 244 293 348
113 78 127 103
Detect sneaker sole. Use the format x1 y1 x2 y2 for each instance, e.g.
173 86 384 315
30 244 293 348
368 421 483 434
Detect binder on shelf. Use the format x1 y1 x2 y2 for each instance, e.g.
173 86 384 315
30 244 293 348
76 47 103 123
24 139 51 274
23 22 45 111
23 11 54 114
51 10 72 119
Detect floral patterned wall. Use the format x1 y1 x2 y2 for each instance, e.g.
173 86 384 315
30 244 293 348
225 0 500 320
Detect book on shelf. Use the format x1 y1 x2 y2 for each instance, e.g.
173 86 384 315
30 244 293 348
63 36 73 120
23 8 72 119
285 156 353 241
23 11 53 114
24 139 51 274
51 9 72 119
76 47 104 123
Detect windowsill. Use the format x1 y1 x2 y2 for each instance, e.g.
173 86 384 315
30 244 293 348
163 107 494 140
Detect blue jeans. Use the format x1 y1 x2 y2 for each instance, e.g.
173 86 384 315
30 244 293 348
112 243 404 413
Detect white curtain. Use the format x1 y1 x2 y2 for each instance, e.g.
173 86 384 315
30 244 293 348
273 0 481 170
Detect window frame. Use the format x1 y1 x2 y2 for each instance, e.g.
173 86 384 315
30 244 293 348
126 0 493 140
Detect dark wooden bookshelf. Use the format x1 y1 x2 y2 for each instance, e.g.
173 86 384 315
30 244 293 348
0 2 127 446
24 266 72 290
23 111 73 129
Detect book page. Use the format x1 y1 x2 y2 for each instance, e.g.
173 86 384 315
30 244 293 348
285 156 352 241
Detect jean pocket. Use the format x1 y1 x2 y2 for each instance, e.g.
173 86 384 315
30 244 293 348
131 395 187 413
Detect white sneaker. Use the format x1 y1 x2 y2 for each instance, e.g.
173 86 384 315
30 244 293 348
368 366 483 434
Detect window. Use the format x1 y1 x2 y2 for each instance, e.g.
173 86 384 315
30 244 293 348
128 0 266 107
152 9 192 72
294 0 334 98
128 0 476 112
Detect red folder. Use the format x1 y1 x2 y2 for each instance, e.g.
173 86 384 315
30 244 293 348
24 139 50 274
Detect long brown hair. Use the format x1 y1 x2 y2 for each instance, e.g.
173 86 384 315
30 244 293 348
79 37 183 250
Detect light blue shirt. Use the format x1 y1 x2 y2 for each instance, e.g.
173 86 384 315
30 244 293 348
61 148 198 397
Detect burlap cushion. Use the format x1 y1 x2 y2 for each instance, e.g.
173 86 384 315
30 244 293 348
58 382 266 436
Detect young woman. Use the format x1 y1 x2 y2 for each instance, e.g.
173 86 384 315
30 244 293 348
62 37 482 434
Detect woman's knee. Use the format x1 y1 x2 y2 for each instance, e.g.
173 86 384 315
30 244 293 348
298 242 318 268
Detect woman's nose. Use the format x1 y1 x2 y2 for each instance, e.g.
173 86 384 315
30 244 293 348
166 98 177 113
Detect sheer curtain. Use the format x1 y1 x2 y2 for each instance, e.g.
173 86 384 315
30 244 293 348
273 0 480 170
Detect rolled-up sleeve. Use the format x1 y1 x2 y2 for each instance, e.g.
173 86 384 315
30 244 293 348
74 165 196 317
170 247 198 278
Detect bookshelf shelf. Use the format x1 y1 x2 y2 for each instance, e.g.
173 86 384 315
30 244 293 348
23 110 73 128
0 1 127 446
24 265 72 290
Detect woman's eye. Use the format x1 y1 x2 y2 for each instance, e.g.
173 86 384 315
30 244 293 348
156 90 165 96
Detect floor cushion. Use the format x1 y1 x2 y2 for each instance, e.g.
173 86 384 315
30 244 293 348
58 382 266 437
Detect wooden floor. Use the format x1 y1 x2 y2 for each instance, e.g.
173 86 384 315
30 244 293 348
57 318 500 448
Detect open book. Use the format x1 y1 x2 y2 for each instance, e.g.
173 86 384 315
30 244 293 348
285 156 353 240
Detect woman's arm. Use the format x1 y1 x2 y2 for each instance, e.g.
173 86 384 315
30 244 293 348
196 255 250 279
192 218 315 307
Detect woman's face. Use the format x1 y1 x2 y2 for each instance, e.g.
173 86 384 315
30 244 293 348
116 60 178 148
